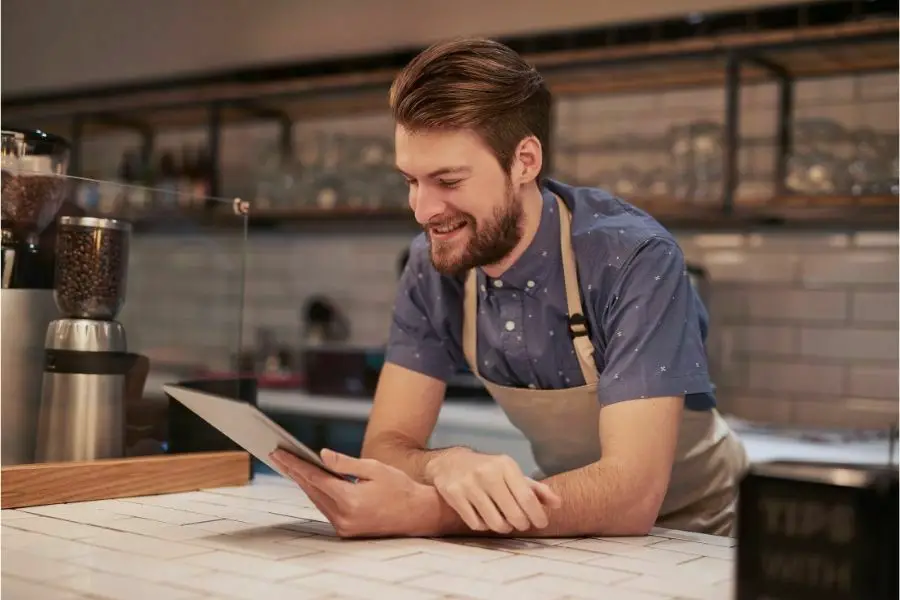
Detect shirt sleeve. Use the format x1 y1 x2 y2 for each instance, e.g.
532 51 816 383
384 241 458 382
596 237 713 405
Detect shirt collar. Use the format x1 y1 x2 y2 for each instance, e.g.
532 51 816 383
480 186 560 296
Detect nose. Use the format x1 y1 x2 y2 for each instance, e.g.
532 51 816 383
410 186 446 226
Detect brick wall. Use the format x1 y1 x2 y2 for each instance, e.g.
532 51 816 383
680 231 898 430
88 72 897 431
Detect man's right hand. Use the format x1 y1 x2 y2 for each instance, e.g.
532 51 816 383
424 448 562 534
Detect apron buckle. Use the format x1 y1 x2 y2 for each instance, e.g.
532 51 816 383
567 313 590 339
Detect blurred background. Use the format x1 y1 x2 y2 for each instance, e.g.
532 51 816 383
2 0 897 465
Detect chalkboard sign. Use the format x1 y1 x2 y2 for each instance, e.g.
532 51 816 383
736 460 898 600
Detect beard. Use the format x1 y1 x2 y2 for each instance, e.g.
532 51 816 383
425 183 523 277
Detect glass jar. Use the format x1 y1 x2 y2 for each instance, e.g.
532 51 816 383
1 128 71 245
54 217 131 320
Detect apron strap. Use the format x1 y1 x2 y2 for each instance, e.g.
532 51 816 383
462 194 598 386
463 270 479 376
555 195 599 386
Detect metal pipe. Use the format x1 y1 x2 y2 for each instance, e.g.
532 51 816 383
774 74 794 196
722 53 741 215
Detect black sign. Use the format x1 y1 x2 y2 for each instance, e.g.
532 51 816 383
736 461 898 600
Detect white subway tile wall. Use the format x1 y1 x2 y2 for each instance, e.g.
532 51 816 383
692 228 898 430
86 73 896 430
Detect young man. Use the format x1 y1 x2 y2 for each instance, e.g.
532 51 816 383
271 38 749 539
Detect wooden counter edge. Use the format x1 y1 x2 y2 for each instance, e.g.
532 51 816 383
1 451 251 509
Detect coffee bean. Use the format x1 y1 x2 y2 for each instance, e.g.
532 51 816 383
55 222 129 320
1 171 68 239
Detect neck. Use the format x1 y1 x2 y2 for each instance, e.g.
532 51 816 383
481 183 544 279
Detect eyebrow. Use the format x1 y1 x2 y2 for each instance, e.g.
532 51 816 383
396 166 471 179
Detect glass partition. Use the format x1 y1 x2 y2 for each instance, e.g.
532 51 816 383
64 174 248 367
3 165 249 461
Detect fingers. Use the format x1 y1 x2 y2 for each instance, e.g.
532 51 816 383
468 484 519 533
271 450 321 482
504 472 550 529
295 477 338 514
527 478 563 509
319 448 382 480
434 455 561 534
487 458 552 531
270 452 340 513
481 471 532 531
439 485 489 532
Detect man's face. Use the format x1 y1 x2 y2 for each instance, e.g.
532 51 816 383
395 126 523 276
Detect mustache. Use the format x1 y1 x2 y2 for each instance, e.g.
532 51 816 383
425 213 472 229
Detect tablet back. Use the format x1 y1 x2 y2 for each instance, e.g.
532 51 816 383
162 384 339 477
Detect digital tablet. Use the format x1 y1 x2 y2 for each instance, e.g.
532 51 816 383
162 384 353 481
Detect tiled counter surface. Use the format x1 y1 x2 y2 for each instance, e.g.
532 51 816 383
1 475 736 600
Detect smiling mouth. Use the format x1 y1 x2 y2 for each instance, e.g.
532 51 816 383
430 220 468 236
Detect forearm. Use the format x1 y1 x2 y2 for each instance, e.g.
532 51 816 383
361 432 469 485
423 459 662 538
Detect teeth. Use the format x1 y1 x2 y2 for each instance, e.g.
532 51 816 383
434 221 464 234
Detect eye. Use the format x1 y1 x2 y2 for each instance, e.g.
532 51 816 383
439 179 462 189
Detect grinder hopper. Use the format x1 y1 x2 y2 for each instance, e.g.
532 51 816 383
1 128 71 288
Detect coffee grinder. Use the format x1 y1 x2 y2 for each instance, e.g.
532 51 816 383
1 127 70 466
34 215 150 462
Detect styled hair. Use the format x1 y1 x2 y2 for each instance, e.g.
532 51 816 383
389 38 552 178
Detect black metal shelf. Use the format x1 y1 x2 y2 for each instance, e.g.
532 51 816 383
2 0 897 228
118 195 898 237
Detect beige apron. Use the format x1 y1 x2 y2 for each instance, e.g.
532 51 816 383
462 196 749 536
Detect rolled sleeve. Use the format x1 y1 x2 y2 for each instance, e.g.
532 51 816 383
384 242 457 382
597 238 712 405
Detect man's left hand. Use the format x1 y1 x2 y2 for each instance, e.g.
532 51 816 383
269 448 437 538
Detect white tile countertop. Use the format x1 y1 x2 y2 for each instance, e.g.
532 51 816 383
1 474 737 600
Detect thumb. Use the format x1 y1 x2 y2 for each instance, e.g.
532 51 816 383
320 448 383 480
527 478 563 509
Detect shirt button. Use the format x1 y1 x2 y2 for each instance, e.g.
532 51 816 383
505 321 515 331
493 280 503 288
526 280 535 288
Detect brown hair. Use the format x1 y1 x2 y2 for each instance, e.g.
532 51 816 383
389 38 552 178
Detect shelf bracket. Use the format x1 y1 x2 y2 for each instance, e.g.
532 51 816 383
743 53 794 196
742 54 790 79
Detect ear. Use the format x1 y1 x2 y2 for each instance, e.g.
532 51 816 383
510 136 543 187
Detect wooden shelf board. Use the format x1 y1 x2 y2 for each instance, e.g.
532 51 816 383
633 194 898 211
2 18 895 132
66 35 896 132
1 451 251 509
528 18 898 72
